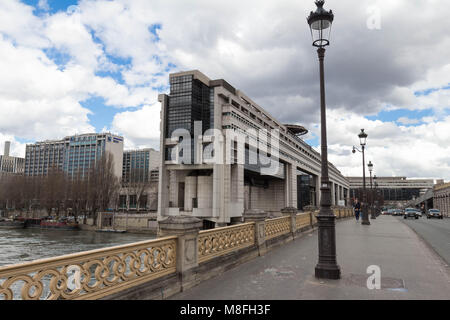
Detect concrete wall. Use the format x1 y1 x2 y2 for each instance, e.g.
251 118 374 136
245 179 285 213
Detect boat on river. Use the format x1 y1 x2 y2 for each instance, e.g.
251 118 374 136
96 228 126 233
0 218 25 229
14 217 79 230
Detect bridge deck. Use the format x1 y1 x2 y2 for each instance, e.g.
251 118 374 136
170 216 450 300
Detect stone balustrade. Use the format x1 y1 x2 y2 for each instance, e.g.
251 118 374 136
0 207 354 300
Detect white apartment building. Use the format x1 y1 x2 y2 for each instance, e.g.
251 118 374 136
24 133 124 179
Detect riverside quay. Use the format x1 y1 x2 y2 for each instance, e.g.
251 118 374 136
157 70 350 227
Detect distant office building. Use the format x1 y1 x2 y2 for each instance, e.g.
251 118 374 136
0 141 25 176
120 148 160 211
347 176 436 207
24 133 124 179
158 70 350 227
122 148 160 184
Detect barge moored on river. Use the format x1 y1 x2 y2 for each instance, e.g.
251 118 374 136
0 218 25 229
14 217 79 230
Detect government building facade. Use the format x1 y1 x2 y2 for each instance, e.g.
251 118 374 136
157 70 350 227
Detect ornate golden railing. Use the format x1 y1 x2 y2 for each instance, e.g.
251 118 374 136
0 236 177 300
265 216 290 240
198 223 255 263
332 208 339 218
295 213 310 230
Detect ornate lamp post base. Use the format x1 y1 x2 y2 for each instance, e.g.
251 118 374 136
361 204 371 225
315 264 341 279
315 213 341 279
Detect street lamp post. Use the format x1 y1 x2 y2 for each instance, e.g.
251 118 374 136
368 161 376 219
374 175 378 216
307 0 340 280
352 129 370 225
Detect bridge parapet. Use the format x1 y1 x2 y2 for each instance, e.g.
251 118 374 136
0 236 177 300
1 207 354 300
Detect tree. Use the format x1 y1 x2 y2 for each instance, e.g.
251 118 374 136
123 167 151 211
87 152 120 226
42 166 67 217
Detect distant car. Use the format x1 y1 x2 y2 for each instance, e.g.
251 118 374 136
381 208 390 215
387 209 396 215
415 209 422 218
404 208 419 219
393 209 403 216
427 209 443 219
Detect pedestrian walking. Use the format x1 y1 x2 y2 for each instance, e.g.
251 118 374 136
354 198 361 222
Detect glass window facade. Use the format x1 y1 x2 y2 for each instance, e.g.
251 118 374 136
165 75 213 162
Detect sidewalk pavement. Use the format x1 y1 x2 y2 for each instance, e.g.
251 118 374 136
170 215 450 300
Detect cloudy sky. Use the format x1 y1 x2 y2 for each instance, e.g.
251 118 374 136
0 0 449 181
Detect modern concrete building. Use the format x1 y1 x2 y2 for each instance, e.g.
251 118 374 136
24 133 124 179
157 70 350 227
0 141 25 176
434 182 450 217
347 176 435 207
119 148 160 211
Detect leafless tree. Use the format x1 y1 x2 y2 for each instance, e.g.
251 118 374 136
87 152 120 226
41 166 67 217
123 167 151 211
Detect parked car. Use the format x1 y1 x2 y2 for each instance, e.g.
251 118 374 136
404 208 419 219
394 209 403 216
427 209 443 219
381 208 390 215
387 209 396 215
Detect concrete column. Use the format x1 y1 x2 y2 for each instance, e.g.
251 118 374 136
331 183 335 206
157 94 169 221
158 216 202 291
316 175 321 207
243 209 268 256
281 207 297 240
284 164 297 208
197 175 213 209
184 176 197 211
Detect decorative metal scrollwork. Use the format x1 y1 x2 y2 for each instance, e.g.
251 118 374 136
0 237 177 300
265 217 290 240
198 223 255 263
296 213 311 230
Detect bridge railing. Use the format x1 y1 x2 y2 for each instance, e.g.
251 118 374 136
265 216 291 240
0 236 177 300
198 223 255 263
1 207 354 300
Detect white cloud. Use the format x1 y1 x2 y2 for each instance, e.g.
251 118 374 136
0 0 449 181
321 109 450 180
111 103 161 150
0 134 26 158
397 117 420 125
38 0 50 11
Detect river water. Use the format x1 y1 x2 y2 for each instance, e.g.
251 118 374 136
0 228 156 267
